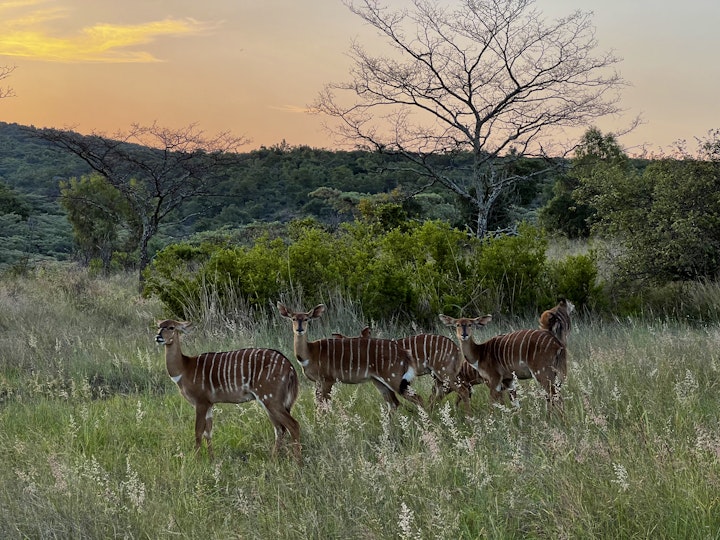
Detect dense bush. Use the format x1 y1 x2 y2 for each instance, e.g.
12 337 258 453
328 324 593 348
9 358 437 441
141 243 218 317
144 220 604 324
545 251 603 312
472 223 549 315
574 129 720 288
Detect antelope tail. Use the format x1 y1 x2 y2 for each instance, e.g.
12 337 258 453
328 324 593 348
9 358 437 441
284 368 300 410
397 348 417 395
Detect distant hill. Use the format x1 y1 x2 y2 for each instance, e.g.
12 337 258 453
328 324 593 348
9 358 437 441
0 122 91 196
0 122 555 272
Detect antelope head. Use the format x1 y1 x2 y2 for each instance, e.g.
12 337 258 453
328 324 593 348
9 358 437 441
155 319 191 346
277 303 326 336
438 314 492 342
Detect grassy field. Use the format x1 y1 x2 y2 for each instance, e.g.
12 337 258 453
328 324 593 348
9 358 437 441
1 265 719 539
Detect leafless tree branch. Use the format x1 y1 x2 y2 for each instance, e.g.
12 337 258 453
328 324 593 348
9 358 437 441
34 124 248 289
0 65 16 99
312 0 627 236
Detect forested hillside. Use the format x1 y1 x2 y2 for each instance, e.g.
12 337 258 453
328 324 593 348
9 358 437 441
0 123 90 269
0 122 553 271
3 121 718 322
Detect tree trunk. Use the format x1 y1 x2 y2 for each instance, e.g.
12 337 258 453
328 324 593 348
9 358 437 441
137 223 155 293
475 207 489 239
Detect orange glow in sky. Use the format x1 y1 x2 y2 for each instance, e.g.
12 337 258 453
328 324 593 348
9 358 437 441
1 0 719 154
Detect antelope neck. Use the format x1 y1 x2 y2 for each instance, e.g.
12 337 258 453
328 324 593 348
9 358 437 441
163 339 186 381
293 334 313 366
459 339 479 361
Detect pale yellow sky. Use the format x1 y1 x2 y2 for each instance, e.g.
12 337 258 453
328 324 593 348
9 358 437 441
1 0 718 154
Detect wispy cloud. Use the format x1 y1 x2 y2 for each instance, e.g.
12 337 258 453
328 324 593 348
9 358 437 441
269 104 313 114
0 1 211 62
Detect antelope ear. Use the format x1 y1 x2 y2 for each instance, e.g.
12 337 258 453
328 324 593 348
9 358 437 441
310 304 326 319
473 315 492 327
438 314 455 326
277 301 290 318
360 326 371 338
178 321 192 333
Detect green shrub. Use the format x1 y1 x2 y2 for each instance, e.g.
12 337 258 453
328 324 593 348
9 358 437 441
204 237 289 307
142 243 217 317
617 280 720 322
144 220 608 324
545 251 605 311
287 227 344 299
472 223 548 315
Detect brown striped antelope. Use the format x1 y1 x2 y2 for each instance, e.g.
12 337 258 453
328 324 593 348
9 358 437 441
333 326 472 412
277 303 424 410
439 314 566 408
539 298 575 345
432 359 489 409
155 320 301 461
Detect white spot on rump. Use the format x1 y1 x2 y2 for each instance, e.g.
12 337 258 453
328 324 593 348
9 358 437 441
403 367 416 382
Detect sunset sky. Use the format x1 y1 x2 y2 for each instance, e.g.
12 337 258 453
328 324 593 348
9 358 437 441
1 0 718 155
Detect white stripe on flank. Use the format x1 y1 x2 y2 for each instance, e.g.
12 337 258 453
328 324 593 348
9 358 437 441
519 331 530 365
248 349 256 384
227 352 234 392
193 359 201 385
247 350 255 386
240 350 246 389
209 353 217 394
232 351 239 393
340 341 346 381
220 353 228 393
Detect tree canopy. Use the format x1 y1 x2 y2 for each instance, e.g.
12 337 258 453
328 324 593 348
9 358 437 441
35 123 248 287
574 129 720 285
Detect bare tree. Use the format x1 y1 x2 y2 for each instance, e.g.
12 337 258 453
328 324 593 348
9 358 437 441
0 65 16 99
35 123 248 289
314 0 626 237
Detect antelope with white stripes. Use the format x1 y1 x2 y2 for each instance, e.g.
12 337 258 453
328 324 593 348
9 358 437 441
432 359 489 408
277 303 423 410
155 320 301 461
439 314 566 408
539 298 574 345
333 326 472 412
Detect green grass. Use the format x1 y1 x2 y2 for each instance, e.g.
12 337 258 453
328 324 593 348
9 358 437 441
1 264 720 539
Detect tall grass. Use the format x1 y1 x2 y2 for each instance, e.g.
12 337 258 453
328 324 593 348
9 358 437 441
1 264 719 539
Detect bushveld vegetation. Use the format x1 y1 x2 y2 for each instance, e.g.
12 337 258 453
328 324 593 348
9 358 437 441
143 221 590 326
1 264 719 539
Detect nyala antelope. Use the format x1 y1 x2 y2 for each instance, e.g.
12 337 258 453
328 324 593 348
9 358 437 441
155 320 301 461
539 298 575 345
432 359 489 408
439 314 566 408
277 303 424 410
333 326 472 412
